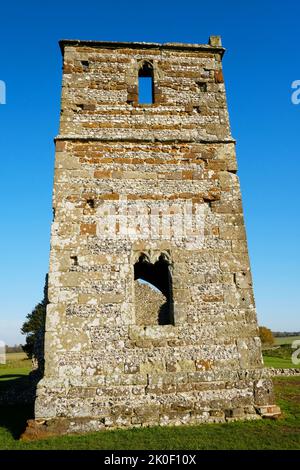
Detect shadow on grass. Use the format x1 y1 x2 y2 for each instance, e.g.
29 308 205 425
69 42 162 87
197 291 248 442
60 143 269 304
0 403 34 439
0 375 36 439
0 374 32 391
0 374 27 380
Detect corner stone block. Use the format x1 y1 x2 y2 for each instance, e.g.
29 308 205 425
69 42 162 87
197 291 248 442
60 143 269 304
55 141 66 152
254 379 275 406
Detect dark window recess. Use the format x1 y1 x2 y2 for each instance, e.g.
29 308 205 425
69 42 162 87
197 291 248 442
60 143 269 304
78 104 96 111
81 60 89 69
138 62 154 104
70 256 78 266
134 254 174 325
197 81 207 92
86 199 95 209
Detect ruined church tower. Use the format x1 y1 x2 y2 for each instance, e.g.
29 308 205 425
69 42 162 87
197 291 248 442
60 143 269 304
31 37 279 434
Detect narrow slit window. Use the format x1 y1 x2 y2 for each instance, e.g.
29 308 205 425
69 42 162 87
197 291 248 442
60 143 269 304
70 255 78 267
138 62 154 104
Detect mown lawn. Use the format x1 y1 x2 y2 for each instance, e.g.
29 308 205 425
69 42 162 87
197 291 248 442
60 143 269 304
0 353 31 388
263 356 297 369
0 376 299 450
262 343 300 369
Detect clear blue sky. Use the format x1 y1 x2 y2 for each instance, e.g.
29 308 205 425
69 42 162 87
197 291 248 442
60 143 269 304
0 0 299 344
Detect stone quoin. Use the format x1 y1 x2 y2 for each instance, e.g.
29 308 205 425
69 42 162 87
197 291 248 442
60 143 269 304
24 37 280 437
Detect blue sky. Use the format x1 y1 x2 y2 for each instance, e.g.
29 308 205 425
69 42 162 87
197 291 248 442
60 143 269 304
0 0 299 344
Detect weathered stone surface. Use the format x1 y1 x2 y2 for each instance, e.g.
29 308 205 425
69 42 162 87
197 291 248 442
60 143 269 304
266 368 300 377
25 38 279 437
135 281 167 326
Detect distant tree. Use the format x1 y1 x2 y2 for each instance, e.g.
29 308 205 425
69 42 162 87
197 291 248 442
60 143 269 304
259 326 275 345
5 344 23 353
273 331 300 337
21 275 48 358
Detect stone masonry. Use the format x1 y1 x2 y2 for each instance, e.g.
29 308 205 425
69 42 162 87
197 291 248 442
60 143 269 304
27 37 280 437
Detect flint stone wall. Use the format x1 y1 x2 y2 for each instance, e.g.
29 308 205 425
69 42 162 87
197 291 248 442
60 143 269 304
32 38 277 434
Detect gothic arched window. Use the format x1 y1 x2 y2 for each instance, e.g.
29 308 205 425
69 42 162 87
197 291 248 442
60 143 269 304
134 254 174 325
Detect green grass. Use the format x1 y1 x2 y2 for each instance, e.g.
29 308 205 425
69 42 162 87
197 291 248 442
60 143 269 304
262 343 300 369
0 377 299 449
263 356 297 369
275 335 300 346
0 352 31 372
0 368 31 382
0 352 31 386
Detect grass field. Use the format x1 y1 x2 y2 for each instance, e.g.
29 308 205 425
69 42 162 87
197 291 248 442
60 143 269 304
0 352 31 369
0 352 31 384
0 351 299 450
263 356 298 368
275 336 300 346
262 337 300 369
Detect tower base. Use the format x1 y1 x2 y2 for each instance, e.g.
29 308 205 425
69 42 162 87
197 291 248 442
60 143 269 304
21 370 281 440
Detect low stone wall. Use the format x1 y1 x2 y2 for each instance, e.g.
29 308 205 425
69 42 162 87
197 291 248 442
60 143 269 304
266 368 300 377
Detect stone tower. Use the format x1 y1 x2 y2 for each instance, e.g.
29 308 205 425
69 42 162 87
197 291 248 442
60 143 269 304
32 37 279 435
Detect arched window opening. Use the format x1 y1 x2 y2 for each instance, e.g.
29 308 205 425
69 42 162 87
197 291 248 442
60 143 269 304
134 254 173 325
138 62 154 104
